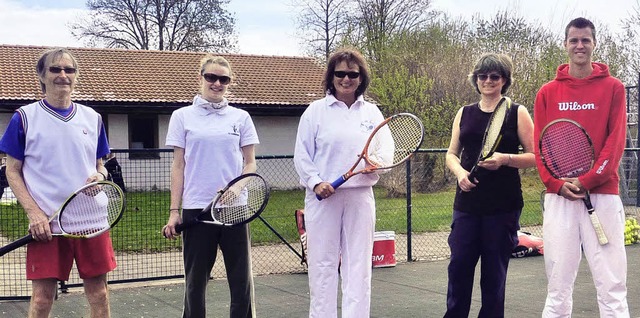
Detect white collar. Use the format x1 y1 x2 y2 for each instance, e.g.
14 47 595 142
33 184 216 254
193 95 229 114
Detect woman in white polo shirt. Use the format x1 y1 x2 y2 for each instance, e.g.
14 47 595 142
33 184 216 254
294 47 384 318
162 54 259 318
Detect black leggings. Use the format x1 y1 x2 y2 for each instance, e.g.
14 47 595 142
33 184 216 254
181 208 254 318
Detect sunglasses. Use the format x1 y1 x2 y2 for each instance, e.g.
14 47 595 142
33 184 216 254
334 71 360 79
49 66 77 74
202 73 231 85
477 73 502 81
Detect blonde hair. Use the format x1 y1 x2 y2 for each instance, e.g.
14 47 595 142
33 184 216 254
199 54 233 78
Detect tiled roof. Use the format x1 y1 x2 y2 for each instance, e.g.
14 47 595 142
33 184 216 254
0 45 326 106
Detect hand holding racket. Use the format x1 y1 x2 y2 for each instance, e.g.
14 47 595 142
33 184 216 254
539 119 608 245
0 181 125 256
166 173 269 236
467 97 512 183
317 113 424 200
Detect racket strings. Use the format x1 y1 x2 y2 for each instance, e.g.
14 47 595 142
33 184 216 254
59 184 124 236
540 122 593 178
213 176 267 225
369 115 423 167
482 104 508 156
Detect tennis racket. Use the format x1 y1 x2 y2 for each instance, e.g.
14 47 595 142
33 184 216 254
0 181 125 256
174 173 269 233
539 119 608 245
317 113 424 200
467 96 512 182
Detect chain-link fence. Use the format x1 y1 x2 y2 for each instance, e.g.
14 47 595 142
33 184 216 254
1 148 637 299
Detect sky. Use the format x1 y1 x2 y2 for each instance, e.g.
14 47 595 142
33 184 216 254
0 0 638 57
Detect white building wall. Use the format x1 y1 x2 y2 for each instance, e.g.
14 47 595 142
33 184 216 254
107 114 128 149
158 114 170 149
252 116 300 155
1 111 304 190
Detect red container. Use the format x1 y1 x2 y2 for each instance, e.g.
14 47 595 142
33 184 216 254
372 231 396 268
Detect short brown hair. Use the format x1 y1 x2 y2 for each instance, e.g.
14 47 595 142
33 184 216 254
468 53 513 95
565 17 596 42
323 47 370 97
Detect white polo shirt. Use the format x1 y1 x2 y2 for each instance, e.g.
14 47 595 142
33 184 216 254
166 101 259 209
294 94 385 190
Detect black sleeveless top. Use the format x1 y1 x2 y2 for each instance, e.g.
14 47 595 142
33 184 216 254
453 102 524 215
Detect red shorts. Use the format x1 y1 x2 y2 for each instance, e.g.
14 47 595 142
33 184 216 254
26 231 117 280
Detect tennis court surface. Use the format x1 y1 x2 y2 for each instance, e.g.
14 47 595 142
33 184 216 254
2 244 639 317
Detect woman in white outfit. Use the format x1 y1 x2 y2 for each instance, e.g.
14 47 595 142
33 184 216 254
294 47 384 318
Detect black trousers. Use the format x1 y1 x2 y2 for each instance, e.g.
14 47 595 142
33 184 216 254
444 210 519 318
181 209 255 318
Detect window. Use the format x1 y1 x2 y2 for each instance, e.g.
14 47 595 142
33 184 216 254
129 115 159 159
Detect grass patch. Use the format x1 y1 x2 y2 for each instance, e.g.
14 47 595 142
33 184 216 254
0 173 544 253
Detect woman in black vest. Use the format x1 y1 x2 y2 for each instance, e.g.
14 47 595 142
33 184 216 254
444 53 535 317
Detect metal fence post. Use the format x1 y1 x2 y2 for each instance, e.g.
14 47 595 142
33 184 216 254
406 158 413 262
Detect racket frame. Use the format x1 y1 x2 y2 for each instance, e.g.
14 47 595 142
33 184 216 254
539 118 608 245
57 181 125 238
467 97 511 181
319 113 424 200
174 173 270 233
0 180 125 256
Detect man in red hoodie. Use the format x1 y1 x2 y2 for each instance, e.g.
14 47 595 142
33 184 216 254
534 17 630 317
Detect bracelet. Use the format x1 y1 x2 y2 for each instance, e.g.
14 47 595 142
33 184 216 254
98 171 107 180
507 154 513 166
169 208 180 212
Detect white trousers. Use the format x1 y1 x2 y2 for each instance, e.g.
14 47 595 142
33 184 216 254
304 187 376 318
542 193 629 318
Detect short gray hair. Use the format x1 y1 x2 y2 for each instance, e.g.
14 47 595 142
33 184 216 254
35 48 79 93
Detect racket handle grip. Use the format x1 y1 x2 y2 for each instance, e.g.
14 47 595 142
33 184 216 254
589 212 609 245
583 193 608 245
315 177 347 201
467 166 478 184
174 220 197 234
0 234 35 256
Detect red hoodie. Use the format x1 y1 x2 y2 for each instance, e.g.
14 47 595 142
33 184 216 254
533 62 626 195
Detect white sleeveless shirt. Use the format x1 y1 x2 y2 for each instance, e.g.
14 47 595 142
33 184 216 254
18 101 101 230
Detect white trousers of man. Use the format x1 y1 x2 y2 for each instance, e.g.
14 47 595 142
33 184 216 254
542 193 629 318
304 187 375 318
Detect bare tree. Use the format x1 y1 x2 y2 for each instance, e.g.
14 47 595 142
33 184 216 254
71 0 236 52
293 0 352 60
348 0 435 61
620 0 640 85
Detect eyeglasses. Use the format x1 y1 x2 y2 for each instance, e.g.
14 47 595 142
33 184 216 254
202 73 231 85
49 66 77 74
477 73 502 81
334 71 360 79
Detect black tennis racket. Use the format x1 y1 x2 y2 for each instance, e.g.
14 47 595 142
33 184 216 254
174 173 269 232
0 181 125 256
468 97 512 182
317 113 424 200
539 119 608 245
